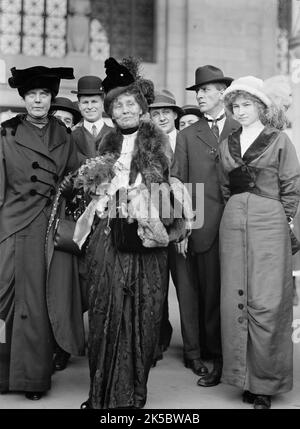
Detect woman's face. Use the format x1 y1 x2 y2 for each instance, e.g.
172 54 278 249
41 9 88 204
111 94 142 129
24 88 52 118
232 95 260 127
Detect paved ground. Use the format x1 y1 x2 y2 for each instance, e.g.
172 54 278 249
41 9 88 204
1 281 300 410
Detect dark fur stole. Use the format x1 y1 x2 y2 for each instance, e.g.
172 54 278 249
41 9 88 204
98 120 171 189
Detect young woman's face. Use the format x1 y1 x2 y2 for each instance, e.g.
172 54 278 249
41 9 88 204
111 94 142 129
232 95 260 127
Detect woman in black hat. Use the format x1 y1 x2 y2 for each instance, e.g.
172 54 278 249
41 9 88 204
77 58 189 409
0 66 85 400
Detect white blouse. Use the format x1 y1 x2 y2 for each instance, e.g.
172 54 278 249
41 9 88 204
240 121 265 156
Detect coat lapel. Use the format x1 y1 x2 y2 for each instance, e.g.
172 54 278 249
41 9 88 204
15 121 51 158
97 123 111 141
47 117 67 152
219 116 240 143
75 126 91 156
196 118 218 153
242 127 280 163
228 127 280 165
228 128 242 163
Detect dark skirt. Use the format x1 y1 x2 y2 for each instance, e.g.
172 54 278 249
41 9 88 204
86 218 169 409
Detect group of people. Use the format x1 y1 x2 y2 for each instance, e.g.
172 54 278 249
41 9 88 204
0 57 299 410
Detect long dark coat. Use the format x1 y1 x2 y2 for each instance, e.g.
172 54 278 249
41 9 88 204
0 115 84 393
171 116 240 252
219 127 300 395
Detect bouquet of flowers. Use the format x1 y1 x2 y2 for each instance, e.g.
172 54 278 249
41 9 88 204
73 153 118 195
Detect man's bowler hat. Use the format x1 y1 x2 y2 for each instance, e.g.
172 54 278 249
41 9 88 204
186 65 233 91
71 75 104 96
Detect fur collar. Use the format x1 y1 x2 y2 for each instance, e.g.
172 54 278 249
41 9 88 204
98 120 171 188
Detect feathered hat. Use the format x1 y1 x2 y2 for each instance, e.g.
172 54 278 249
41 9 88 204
102 57 155 116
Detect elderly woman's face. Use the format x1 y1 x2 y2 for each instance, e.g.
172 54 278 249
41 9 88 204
111 94 142 129
232 95 260 127
24 88 52 118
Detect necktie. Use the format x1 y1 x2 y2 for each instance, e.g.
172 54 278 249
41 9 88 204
91 124 98 138
205 113 225 139
211 120 219 139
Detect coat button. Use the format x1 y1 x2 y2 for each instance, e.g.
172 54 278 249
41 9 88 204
21 314 27 319
238 289 244 295
32 161 39 169
238 316 243 323
249 182 255 188
241 166 247 172
238 304 244 310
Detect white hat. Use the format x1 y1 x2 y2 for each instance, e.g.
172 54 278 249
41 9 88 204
223 76 272 107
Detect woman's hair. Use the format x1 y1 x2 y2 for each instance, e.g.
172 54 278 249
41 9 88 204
224 89 288 130
104 83 148 117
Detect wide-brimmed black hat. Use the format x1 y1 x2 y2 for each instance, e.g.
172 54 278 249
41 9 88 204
8 66 74 97
149 89 184 116
186 65 233 91
50 97 82 124
71 75 104 96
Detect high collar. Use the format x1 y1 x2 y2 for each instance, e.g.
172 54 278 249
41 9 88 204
204 108 225 121
26 113 49 128
120 125 139 135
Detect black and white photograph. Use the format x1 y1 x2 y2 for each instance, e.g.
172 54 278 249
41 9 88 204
0 0 300 416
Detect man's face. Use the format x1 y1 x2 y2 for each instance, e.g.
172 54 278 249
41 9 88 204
150 107 177 134
24 88 52 118
53 110 74 128
78 95 103 122
196 83 224 115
